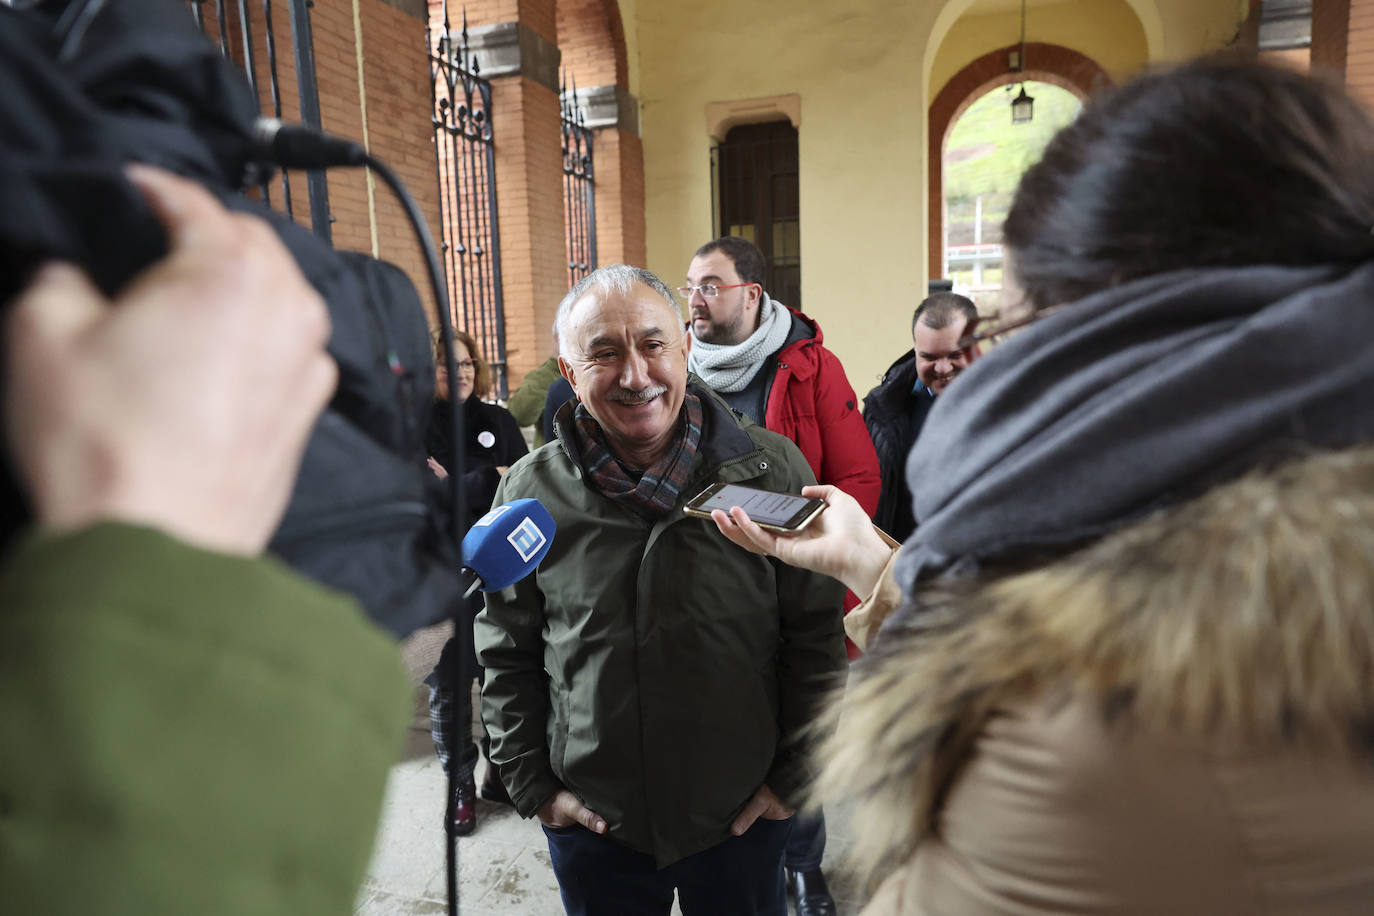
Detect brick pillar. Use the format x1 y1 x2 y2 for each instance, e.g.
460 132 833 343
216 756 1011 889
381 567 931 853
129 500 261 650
356 0 443 320
227 0 439 314
462 3 567 391
576 85 646 268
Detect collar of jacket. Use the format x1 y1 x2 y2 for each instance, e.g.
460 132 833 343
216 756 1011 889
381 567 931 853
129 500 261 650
769 307 823 380
551 376 768 484
863 350 918 418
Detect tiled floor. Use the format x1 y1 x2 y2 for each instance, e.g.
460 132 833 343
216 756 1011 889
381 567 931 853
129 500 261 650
355 624 867 915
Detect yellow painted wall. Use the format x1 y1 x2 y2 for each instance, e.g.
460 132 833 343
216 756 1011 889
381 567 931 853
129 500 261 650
630 0 941 392
930 1 1150 94
1153 0 1250 60
624 0 1245 390
619 0 641 96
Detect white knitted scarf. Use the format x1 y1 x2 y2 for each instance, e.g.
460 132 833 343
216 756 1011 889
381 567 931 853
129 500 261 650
687 293 793 393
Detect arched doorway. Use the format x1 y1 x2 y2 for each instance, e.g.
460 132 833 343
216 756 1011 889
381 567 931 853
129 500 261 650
928 43 1111 283
942 79 1081 313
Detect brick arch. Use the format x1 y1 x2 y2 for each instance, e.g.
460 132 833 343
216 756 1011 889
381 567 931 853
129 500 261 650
556 0 628 89
928 43 1113 280
553 0 645 276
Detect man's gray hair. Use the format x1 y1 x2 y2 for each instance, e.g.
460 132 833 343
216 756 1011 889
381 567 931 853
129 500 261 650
554 264 681 356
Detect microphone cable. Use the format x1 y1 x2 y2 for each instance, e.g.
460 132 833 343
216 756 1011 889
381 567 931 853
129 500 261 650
250 119 469 916
363 150 471 916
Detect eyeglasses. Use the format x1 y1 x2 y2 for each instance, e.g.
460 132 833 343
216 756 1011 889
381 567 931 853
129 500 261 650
438 360 476 373
675 283 754 300
955 304 1070 353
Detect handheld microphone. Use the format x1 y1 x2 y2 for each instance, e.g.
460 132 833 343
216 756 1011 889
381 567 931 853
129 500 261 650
460 498 556 597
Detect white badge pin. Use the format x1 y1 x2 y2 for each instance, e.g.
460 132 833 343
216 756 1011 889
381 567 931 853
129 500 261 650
478 430 497 449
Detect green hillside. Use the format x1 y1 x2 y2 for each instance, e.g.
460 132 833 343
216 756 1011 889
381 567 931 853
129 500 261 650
944 81 1081 246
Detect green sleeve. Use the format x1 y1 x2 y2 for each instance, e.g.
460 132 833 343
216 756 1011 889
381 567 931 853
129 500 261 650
0 523 411 916
506 356 561 428
473 472 563 819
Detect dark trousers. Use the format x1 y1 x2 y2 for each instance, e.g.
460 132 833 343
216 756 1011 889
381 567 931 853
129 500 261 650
542 817 792 916
783 807 826 873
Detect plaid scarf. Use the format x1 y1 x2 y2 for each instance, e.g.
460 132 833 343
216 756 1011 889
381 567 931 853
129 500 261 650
571 392 704 520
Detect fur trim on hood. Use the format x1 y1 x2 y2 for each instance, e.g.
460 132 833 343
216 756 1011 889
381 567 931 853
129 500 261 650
817 445 1374 895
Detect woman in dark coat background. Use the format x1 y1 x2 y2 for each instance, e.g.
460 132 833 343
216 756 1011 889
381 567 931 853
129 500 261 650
424 326 527 836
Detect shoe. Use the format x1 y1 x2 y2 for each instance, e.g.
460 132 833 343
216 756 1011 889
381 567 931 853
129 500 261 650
479 765 512 806
450 775 477 836
787 868 837 916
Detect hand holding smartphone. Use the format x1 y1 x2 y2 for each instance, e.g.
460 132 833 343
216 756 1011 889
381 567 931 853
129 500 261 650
704 483 894 598
683 482 826 534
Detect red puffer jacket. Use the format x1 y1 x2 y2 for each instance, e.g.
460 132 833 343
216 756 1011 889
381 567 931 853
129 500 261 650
762 307 882 518
763 308 880 659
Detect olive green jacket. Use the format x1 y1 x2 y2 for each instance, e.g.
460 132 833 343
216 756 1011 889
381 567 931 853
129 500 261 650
476 382 847 867
0 523 410 915
506 355 563 447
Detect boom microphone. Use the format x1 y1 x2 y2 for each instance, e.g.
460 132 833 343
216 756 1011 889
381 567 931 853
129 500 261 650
460 498 556 596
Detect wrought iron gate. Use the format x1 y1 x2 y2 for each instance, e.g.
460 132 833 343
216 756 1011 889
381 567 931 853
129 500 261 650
561 77 597 288
427 2 508 397
188 0 332 242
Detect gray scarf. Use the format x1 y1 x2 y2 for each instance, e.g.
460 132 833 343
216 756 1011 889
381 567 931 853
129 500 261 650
688 292 793 392
893 260 1374 618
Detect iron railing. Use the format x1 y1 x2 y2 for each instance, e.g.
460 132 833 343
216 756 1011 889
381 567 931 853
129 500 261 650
560 76 597 288
188 0 332 242
427 2 507 397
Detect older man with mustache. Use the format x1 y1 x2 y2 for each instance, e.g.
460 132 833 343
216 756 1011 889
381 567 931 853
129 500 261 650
475 264 846 915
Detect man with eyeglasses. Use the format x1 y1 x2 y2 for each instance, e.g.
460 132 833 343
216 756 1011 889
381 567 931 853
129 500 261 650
682 236 879 916
863 292 980 544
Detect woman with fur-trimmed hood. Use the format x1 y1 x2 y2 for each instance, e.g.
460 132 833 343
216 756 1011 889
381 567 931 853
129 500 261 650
711 57 1374 914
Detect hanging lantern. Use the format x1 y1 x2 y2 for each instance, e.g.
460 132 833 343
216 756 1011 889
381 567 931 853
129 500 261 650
1011 84 1034 124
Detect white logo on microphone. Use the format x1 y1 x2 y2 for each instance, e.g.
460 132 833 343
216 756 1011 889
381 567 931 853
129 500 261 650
508 518 547 562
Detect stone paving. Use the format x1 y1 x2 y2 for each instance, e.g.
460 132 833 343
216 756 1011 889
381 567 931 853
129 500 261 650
354 623 867 915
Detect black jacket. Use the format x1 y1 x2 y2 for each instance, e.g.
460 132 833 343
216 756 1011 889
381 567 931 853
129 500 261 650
427 396 528 528
862 351 933 543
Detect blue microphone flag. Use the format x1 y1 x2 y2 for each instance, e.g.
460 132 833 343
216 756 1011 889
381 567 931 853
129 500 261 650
462 498 556 592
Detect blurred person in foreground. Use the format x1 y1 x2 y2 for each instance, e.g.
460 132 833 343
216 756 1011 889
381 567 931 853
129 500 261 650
712 57 1374 915
423 325 527 833
0 167 408 914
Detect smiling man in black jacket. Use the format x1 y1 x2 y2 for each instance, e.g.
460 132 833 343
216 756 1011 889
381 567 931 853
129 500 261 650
862 293 979 542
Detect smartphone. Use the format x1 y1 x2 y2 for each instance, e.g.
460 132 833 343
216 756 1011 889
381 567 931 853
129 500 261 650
683 482 826 534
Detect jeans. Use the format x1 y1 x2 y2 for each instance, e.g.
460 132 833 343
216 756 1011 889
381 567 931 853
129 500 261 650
542 816 792 915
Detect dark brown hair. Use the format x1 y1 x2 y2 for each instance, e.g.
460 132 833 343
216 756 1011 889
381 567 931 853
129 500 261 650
693 236 767 287
1004 56 1374 311
432 326 493 400
912 292 978 332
